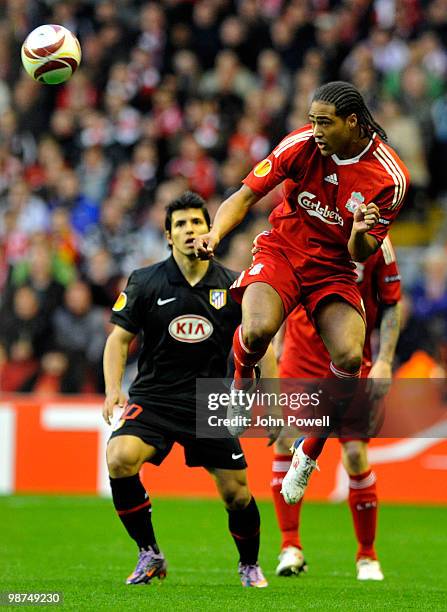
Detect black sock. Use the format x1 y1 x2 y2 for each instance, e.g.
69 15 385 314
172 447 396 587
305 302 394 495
110 474 159 552
227 496 260 565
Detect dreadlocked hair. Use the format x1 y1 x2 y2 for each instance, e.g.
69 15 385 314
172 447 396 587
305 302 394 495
312 81 387 142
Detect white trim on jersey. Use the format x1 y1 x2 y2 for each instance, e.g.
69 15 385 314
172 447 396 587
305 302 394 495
380 235 396 265
373 144 407 210
231 270 245 289
273 130 313 158
331 134 376 165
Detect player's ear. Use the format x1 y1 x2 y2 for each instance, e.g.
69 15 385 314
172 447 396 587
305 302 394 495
347 113 358 130
165 230 173 246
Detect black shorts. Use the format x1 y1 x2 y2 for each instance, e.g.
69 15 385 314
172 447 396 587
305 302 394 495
109 398 247 470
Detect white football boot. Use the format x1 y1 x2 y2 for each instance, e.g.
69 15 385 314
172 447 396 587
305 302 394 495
356 558 384 581
281 438 319 504
275 546 308 576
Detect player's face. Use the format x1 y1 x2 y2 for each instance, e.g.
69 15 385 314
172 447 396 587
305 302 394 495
308 101 358 158
167 208 210 257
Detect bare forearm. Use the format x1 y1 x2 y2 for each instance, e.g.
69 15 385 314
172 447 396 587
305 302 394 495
211 185 259 240
103 334 129 394
348 231 379 262
377 302 401 365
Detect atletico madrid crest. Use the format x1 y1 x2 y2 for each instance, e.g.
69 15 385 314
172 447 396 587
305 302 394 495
210 289 227 310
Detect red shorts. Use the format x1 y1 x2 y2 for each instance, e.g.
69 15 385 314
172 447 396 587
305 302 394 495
230 230 365 324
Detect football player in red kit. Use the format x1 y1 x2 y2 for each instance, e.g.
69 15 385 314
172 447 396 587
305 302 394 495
195 81 409 498
272 237 401 581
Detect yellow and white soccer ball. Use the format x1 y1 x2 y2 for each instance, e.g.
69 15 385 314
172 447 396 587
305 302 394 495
21 24 81 85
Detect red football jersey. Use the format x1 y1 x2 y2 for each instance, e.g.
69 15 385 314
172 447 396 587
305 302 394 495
279 236 401 377
243 125 409 281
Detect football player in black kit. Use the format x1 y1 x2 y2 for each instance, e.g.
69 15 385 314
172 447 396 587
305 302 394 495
103 191 275 587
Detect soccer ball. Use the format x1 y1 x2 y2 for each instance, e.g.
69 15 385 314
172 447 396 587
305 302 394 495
21 24 81 85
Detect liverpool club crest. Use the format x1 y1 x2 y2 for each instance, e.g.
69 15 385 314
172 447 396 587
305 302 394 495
345 191 365 213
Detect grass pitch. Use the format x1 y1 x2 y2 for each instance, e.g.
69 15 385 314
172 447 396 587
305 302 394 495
0 496 446 611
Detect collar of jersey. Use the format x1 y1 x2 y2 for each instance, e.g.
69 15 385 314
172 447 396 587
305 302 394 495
165 255 219 287
331 133 376 165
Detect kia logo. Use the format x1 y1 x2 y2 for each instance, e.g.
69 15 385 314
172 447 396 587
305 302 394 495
168 315 213 343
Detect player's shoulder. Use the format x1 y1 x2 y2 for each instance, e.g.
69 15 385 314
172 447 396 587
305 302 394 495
127 259 170 292
372 136 410 180
129 259 167 281
272 124 314 159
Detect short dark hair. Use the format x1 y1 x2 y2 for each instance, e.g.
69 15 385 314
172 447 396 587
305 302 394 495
312 81 387 141
164 191 211 233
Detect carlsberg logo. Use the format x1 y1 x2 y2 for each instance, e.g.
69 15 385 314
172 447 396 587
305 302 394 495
297 191 344 226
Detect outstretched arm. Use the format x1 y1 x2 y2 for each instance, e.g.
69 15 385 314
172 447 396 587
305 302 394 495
102 325 136 424
194 185 260 259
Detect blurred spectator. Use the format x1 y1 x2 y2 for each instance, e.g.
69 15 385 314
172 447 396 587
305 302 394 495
0 285 50 392
151 87 183 140
76 145 112 204
49 280 107 393
411 246 447 339
137 2 167 69
49 168 100 237
82 248 122 308
0 178 49 236
199 50 257 102
378 97 429 214
24 136 66 195
127 47 161 109
183 98 221 154
130 139 159 195
395 293 444 375
109 162 141 214
50 208 81 268
55 70 98 117
227 114 270 165
104 91 142 152
172 50 201 101
191 1 221 71
368 27 409 75
82 196 139 275
8 237 70 314
0 144 22 196
429 92 447 198
256 49 291 96
0 108 36 166
166 133 217 199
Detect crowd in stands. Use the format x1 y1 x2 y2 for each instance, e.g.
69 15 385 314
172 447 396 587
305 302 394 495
0 0 446 392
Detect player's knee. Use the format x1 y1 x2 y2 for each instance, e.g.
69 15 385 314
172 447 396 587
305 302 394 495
221 484 251 510
343 443 368 474
107 447 141 478
333 346 363 373
243 319 275 352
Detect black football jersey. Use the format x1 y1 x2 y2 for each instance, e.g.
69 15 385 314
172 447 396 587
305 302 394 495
110 256 241 408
